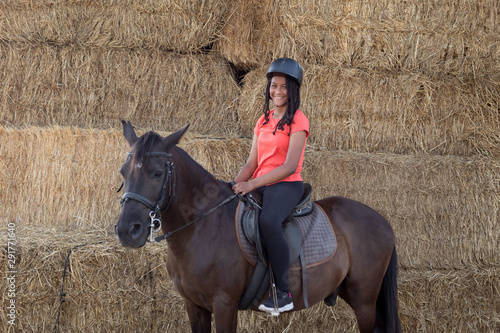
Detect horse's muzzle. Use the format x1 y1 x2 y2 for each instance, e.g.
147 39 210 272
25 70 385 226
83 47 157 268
115 220 147 248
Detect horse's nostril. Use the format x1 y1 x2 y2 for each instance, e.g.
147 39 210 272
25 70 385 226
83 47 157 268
129 223 143 238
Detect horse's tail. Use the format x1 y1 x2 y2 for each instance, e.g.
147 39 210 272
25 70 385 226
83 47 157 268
375 246 401 333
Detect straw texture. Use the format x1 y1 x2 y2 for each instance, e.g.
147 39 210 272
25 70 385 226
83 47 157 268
0 0 229 52
0 45 241 134
2 127 498 269
238 65 500 156
1 0 499 331
217 0 500 77
1 227 498 332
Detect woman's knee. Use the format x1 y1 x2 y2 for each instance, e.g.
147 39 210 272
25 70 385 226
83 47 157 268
259 214 281 235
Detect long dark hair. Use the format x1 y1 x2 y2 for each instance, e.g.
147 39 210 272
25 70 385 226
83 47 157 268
262 75 301 136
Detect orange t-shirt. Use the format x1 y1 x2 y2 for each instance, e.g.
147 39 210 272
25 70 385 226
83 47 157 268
252 109 309 183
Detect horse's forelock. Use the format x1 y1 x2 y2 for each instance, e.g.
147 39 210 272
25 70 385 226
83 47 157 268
130 132 163 173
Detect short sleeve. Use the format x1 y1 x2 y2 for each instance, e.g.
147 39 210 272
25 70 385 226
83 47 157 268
254 115 266 136
291 110 309 137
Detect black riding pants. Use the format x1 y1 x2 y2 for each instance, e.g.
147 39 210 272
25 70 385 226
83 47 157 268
257 181 304 292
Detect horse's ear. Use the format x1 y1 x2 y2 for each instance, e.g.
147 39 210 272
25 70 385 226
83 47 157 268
122 120 138 147
163 124 190 149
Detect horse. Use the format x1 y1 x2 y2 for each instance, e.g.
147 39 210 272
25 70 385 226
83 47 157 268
114 120 401 333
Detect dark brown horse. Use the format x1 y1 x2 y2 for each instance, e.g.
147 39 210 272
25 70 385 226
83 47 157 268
115 121 401 333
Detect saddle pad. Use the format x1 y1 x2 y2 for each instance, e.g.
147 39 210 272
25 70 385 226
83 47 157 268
235 202 337 269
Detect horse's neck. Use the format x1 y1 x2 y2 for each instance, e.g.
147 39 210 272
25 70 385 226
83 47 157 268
162 148 235 251
172 147 225 204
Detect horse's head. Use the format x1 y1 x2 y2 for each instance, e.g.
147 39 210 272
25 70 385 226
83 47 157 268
115 120 189 248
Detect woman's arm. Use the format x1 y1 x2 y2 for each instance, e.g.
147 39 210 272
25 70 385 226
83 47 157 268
233 130 307 195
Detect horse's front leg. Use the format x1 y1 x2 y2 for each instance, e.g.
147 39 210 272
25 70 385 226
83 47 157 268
213 306 238 333
185 300 211 333
210 294 239 333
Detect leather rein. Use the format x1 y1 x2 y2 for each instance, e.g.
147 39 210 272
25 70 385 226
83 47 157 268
119 151 237 243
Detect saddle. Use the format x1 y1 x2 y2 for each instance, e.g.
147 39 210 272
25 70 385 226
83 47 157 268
236 183 314 310
242 183 313 266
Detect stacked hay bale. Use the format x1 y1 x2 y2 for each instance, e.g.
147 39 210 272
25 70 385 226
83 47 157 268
2 128 498 332
0 46 241 134
239 66 500 156
217 0 499 76
224 0 500 156
1 0 499 332
0 0 240 134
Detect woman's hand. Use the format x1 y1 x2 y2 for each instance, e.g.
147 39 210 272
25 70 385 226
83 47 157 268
232 181 255 196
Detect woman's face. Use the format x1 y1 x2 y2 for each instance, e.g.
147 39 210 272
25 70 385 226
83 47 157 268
270 75 288 108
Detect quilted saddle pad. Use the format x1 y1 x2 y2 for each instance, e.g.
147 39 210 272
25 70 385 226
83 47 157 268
235 202 337 270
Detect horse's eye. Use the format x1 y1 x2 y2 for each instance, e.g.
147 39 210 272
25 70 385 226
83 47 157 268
153 170 164 179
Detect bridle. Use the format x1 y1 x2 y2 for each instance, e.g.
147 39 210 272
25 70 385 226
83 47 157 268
120 152 175 242
119 151 238 243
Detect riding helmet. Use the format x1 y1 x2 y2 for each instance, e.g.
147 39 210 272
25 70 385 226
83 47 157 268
266 58 303 87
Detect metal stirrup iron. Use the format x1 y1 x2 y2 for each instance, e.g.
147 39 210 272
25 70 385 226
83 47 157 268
269 263 280 316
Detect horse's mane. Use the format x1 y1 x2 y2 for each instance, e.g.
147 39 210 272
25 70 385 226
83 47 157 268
130 131 163 171
130 131 214 181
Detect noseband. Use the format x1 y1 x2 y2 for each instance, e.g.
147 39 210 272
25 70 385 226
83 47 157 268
120 152 175 242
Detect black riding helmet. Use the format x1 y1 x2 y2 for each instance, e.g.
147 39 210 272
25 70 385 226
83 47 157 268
266 58 303 87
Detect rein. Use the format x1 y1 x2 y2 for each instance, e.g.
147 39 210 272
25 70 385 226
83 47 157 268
154 193 238 242
120 151 238 243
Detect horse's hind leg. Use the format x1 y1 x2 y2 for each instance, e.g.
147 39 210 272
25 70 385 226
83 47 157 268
324 285 341 306
185 300 211 333
340 278 382 333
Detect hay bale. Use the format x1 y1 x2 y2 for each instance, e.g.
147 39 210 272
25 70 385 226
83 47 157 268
0 0 230 52
398 268 500 332
216 0 499 77
1 127 498 271
215 0 279 71
303 150 500 270
0 228 190 332
1 126 498 330
0 127 127 231
238 65 500 156
0 127 247 231
1 227 498 332
0 227 360 332
0 45 241 134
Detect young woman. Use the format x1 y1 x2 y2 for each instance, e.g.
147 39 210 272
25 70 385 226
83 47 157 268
232 58 309 313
